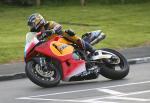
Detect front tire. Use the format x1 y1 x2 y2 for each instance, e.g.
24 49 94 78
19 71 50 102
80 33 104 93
100 48 129 80
25 58 61 88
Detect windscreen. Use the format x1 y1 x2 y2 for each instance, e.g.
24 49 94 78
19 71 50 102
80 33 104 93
24 32 39 57
25 32 37 44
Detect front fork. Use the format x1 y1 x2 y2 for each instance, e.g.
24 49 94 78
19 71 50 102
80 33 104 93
32 57 48 71
39 57 46 68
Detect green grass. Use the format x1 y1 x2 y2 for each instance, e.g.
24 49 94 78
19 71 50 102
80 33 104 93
0 3 150 63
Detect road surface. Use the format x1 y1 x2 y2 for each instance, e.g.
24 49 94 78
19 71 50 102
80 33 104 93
0 63 150 103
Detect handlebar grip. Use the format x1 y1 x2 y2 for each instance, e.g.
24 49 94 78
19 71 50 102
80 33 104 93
44 29 55 36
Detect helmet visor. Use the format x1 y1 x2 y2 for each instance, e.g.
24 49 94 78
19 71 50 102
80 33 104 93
28 21 34 26
27 22 35 30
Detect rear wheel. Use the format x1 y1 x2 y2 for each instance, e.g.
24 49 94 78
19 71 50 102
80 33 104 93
99 48 129 80
25 58 61 88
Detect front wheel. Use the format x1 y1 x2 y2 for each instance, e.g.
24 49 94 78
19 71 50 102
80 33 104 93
25 58 61 88
99 48 129 80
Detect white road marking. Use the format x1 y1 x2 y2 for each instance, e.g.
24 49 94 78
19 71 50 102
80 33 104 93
97 89 124 95
16 80 150 102
86 90 150 102
102 80 150 89
109 96 150 102
17 88 96 99
17 97 89 102
82 99 117 103
17 80 150 99
118 89 150 97
19 97 117 103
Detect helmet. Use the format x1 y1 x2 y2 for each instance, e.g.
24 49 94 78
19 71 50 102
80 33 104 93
27 13 46 31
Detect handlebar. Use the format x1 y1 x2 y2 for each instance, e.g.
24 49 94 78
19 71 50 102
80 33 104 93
37 30 56 40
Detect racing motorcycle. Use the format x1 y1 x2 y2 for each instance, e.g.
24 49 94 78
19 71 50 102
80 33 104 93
24 30 129 88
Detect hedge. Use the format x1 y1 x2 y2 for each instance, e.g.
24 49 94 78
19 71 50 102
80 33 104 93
1 0 150 6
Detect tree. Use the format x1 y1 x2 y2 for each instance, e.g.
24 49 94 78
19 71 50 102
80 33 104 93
3 0 13 3
35 0 41 6
2 0 41 6
121 0 125 4
80 0 85 6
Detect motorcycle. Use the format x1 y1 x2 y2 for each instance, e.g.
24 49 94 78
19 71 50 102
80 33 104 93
24 30 129 88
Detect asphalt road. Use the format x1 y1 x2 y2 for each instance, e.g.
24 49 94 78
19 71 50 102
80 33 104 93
0 63 150 103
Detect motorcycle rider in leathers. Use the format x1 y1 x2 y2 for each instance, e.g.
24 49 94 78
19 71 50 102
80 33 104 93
27 13 101 58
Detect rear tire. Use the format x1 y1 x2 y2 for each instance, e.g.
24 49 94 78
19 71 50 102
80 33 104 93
100 48 129 80
25 58 61 88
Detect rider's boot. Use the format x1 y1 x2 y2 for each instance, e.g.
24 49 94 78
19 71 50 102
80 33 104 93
82 30 106 45
84 42 102 60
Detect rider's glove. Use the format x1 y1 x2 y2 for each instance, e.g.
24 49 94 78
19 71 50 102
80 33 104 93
45 29 55 36
65 29 76 36
36 29 55 40
36 32 44 40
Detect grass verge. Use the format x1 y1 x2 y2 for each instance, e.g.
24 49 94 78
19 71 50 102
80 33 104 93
0 3 150 63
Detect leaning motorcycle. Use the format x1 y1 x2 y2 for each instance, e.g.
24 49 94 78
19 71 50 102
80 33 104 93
24 30 129 88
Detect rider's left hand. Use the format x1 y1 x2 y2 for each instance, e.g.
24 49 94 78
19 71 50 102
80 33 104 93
45 29 55 36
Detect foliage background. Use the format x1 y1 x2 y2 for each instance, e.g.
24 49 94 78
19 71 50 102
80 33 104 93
0 0 150 63
1 0 150 6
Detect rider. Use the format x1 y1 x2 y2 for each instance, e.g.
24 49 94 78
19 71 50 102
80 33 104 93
27 13 101 59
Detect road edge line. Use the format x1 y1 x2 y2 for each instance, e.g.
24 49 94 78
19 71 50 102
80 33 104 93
0 57 150 81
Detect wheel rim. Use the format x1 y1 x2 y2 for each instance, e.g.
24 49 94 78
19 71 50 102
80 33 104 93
105 56 127 71
31 62 58 81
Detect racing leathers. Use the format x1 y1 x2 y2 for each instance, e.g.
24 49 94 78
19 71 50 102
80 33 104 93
33 21 96 53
